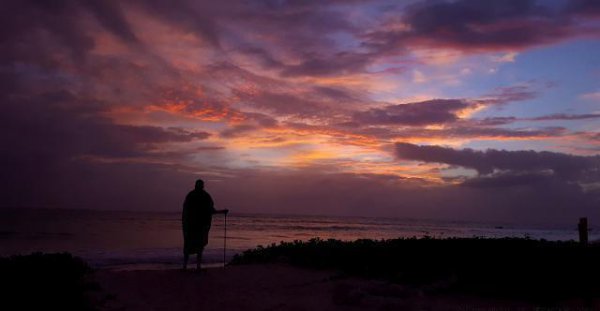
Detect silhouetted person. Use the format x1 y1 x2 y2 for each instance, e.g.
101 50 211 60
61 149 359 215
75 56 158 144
182 179 228 270
579 217 588 245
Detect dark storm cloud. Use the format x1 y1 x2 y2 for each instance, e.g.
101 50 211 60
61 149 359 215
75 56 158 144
365 0 600 53
392 143 600 218
403 0 559 49
353 99 470 126
395 142 600 180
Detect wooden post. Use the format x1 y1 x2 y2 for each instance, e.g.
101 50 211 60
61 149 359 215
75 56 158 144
578 217 588 245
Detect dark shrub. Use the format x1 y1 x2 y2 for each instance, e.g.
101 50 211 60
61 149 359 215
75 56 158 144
0 252 94 310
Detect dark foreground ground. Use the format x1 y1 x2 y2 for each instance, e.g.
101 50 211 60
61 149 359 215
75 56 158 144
2 238 600 310
231 237 600 303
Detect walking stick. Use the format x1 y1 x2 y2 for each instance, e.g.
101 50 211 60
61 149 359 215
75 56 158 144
223 212 227 268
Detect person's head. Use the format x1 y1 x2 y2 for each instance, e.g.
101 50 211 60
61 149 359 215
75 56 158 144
195 179 204 190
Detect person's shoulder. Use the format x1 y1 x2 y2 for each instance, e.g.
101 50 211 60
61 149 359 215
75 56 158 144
185 190 198 200
199 190 213 201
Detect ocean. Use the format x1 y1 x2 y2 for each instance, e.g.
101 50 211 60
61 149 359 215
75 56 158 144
0 209 591 270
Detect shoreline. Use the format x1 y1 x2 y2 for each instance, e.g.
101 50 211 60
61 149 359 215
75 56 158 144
97 262 226 272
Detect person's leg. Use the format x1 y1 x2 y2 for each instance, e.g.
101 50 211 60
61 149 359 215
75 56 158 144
196 248 204 271
183 252 189 270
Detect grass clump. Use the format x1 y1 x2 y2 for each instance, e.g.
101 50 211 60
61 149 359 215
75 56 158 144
231 237 600 302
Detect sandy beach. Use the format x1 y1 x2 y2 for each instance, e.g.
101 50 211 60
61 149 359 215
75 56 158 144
91 264 546 311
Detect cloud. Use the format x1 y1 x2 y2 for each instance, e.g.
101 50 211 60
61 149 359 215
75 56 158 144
491 52 518 63
395 142 600 181
0 90 210 162
391 143 600 221
130 0 223 47
459 171 553 188
353 99 471 126
1 0 139 64
1 0 599 226
196 146 225 151
123 0 600 80
531 113 600 121
280 52 375 77
473 117 518 126
429 126 566 139
220 124 260 138
232 87 352 119
349 89 553 129
567 0 600 17
365 0 600 54
82 0 139 43
472 113 600 126
580 91 600 101
482 85 538 105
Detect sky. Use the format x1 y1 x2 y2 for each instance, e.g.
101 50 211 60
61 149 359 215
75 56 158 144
1 0 600 225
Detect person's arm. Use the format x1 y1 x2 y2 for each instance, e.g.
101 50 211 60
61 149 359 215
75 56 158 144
207 192 229 214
